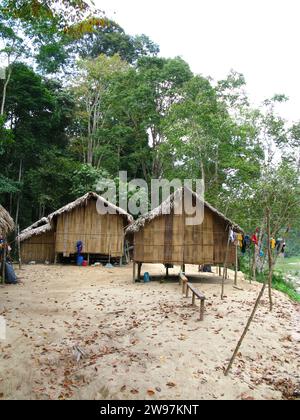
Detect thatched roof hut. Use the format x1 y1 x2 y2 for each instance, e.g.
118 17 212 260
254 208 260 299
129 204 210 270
126 187 243 272
19 192 133 263
0 205 14 236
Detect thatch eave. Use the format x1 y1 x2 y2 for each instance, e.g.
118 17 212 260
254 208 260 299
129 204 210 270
0 205 15 236
18 223 53 242
126 187 244 234
48 192 133 225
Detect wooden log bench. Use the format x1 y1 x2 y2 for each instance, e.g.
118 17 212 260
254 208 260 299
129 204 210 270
179 273 206 321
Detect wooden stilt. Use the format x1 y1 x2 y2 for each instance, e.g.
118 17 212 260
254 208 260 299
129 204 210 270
166 266 169 278
181 264 185 273
87 254 90 266
133 261 136 283
137 262 142 281
54 253 58 265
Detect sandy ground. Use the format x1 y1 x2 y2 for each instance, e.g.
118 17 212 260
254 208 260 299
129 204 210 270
0 263 299 400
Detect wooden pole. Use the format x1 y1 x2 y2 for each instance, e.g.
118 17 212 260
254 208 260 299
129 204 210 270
2 244 6 284
137 263 142 281
221 228 231 300
224 280 267 375
17 225 22 270
267 209 273 312
132 261 136 283
200 300 205 321
234 244 238 286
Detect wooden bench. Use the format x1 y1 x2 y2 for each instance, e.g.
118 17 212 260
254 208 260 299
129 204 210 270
179 273 206 321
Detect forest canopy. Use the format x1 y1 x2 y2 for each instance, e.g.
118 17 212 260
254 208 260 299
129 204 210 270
0 0 299 255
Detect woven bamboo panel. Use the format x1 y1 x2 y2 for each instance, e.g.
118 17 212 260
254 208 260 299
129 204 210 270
55 200 125 256
21 231 55 263
134 206 236 265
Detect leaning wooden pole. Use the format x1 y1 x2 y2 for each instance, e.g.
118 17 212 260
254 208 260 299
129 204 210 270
224 210 272 376
221 228 231 300
224 280 267 376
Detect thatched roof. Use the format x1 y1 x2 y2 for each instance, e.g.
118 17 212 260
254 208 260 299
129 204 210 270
48 192 133 224
18 222 53 242
21 217 49 234
19 192 133 242
126 187 243 234
0 205 14 236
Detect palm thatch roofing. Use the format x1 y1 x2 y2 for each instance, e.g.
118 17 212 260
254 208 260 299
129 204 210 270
126 186 243 234
18 222 53 242
0 205 14 236
19 192 133 242
48 192 133 224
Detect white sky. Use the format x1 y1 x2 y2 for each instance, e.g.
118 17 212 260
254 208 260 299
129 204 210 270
95 0 300 124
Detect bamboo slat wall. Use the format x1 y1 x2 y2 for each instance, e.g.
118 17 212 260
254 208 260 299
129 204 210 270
21 231 55 263
133 207 236 265
55 200 125 257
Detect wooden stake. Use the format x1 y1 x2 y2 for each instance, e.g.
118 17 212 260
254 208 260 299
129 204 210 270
200 300 205 321
192 292 196 306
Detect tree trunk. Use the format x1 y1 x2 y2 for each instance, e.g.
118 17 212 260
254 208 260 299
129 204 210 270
1 66 12 116
267 209 273 311
15 159 23 227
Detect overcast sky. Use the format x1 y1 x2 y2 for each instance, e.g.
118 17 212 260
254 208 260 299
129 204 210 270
95 0 300 124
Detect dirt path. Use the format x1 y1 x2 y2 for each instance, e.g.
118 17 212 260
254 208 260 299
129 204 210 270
0 263 299 400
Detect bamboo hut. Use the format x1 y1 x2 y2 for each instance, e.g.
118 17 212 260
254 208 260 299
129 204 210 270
0 205 14 237
126 187 243 279
19 192 133 264
19 221 55 263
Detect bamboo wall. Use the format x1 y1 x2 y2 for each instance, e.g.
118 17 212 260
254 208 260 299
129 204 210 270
55 200 125 257
21 231 55 263
134 207 236 265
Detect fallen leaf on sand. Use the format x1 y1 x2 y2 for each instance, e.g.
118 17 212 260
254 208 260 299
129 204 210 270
166 382 176 388
147 389 155 396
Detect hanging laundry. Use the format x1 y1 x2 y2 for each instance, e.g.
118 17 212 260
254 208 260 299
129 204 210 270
242 235 251 254
229 228 235 243
270 238 276 250
251 233 258 245
237 233 243 248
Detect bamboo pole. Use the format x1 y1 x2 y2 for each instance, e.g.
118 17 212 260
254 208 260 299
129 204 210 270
17 225 22 270
234 244 238 286
221 228 231 300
